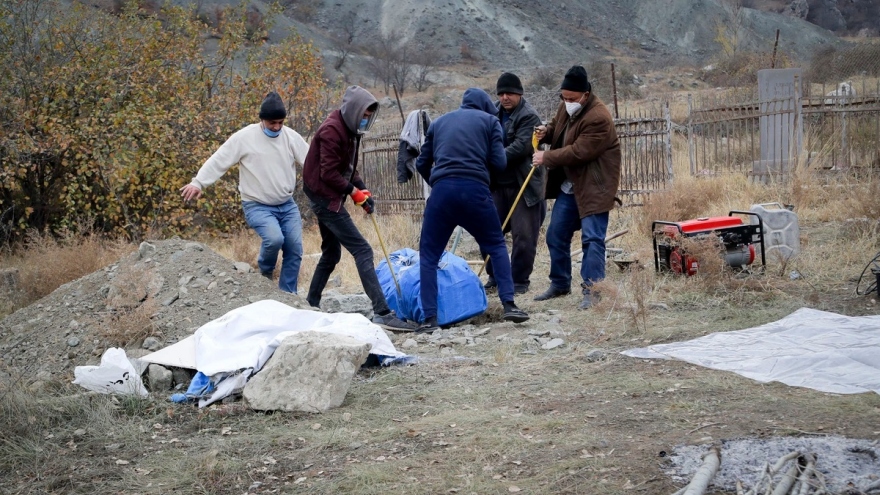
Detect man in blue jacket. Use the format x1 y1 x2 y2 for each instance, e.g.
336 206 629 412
415 88 530 333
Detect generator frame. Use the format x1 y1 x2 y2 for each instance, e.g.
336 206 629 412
652 210 766 274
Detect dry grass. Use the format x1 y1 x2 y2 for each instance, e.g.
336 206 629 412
0 229 131 317
2 139 880 494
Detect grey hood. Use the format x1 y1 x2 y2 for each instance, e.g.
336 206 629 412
339 85 379 134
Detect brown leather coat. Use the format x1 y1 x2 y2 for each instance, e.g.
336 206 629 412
541 93 621 218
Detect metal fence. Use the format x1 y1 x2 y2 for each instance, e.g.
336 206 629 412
615 104 674 204
802 81 880 170
686 79 880 178
358 105 673 213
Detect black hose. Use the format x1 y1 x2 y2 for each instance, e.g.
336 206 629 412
855 250 880 295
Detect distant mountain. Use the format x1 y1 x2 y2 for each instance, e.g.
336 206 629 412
253 0 863 70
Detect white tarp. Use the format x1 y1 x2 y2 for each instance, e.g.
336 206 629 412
622 308 880 395
140 300 414 406
142 300 412 373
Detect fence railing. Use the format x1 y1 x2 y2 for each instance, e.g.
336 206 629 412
686 80 880 178
358 106 674 213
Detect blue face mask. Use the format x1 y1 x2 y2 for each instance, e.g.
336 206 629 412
358 118 369 131
263 126 281 138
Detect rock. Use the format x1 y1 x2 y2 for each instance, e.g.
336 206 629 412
469 327 490 337
0 267 20 295
450 337 469 346
327 274 342 288
401 339 418 349
147 364 173 391
807 0 846 31
319 292 373 318
178 275 193 286
142 336 162 351
243 331 370 412
67 336 81 347
584 349 606 362
784 0 809 19
171 367 194 388
161 291 179 307
541 339 565 351
138 242 157 259
184 242 204 252
233 262 252 273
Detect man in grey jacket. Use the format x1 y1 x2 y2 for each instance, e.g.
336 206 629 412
482 72 545 295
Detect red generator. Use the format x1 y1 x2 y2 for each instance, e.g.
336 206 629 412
652 211 765 276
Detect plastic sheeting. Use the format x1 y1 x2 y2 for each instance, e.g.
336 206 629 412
73 348 149 396
622 308 880 395
141 300 416 406
377 248 488 326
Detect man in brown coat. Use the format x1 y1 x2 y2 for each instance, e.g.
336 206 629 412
532 66 621 309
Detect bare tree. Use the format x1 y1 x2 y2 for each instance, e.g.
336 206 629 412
331 11 363 71
365 32 409 95
715 0 745 58
411 44 439 92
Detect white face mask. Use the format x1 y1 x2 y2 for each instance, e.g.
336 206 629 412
565 101 582 116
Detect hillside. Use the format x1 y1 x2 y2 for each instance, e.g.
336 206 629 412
249 0 858 74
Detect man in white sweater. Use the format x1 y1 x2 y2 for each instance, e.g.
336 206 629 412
180 92 309 293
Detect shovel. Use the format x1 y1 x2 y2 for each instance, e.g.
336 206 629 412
478 129 543 276
369 213 402 298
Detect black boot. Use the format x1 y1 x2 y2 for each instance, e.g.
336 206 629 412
416 316 439 334
533 286 571 301
502 301 529 323
579 283 598 310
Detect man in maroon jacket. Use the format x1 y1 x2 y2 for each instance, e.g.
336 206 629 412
302 85 417 331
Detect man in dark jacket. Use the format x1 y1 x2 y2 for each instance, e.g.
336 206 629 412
415 88 530 333
303 85 416 331
532 66 621 310
482 72 545 295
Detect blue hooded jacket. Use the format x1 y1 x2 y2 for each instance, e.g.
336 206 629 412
416 88 507 187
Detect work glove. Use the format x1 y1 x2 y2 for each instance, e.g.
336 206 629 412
350 189 374 214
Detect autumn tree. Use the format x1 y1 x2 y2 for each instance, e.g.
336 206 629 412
0 0 332 243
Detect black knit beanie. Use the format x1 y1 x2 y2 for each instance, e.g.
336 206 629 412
560 66 591 93
259 92 287 120
496 72 524 95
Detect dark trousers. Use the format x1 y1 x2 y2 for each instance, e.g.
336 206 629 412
420 178 514 319
482 187 546 287
306 198 390 315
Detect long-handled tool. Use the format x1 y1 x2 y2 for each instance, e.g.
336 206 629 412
478 130 543 276
370 213 402 297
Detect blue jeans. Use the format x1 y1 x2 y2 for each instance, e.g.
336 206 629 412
545 192 608 292
242 199 303 293
420 178 515 319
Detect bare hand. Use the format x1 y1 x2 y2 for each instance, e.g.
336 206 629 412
180 184 202 202
532 150 545 166
534 125 547 140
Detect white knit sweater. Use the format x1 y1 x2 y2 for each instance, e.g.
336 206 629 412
190 124 310 205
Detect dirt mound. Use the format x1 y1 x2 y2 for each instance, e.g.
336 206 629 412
0 238 311 385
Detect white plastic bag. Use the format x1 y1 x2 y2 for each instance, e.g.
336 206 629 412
73 347 149 396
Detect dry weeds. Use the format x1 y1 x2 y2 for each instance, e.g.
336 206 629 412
3 155 880 495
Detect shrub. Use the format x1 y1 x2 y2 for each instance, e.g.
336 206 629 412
0 0 330 244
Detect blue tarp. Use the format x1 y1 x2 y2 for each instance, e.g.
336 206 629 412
377 248 487 326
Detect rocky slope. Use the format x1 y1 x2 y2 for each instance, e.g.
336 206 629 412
0 238 312 386
261 0 853 72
